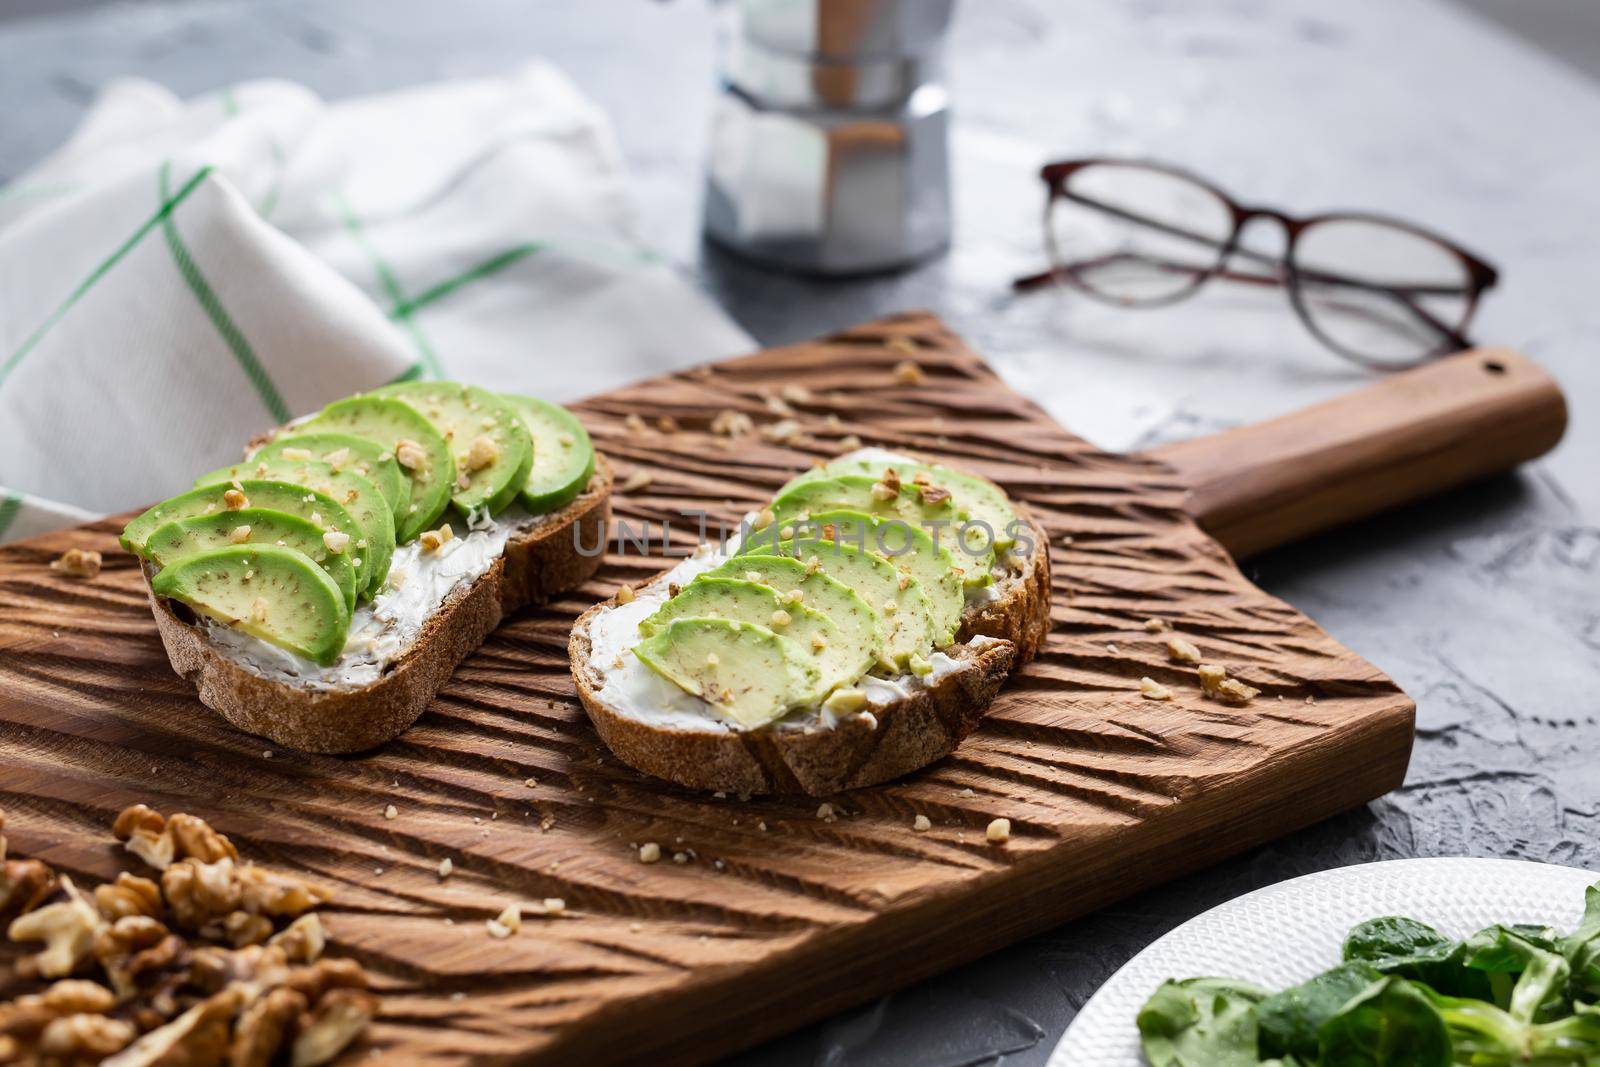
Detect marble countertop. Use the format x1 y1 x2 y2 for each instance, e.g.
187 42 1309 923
2 1 1596 1063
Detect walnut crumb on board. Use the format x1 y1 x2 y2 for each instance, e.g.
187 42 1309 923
1139 677 1175 701
620 469 653 493
624 413 647 434
1144 618 1170 633
638 843 661 864
912 815 932 833
50 549 102 580
986 818 1011 844
892 359 925 385
1165 635 1202 664
760 418 801 444
1198 663 1261 705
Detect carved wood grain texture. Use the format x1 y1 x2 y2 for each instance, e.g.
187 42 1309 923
0 312 1416 1066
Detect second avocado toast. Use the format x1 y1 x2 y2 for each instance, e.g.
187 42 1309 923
571 450 1052 795
123 382 612 753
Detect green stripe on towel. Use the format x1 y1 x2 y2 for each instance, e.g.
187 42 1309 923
0 492 21 542
333 192 444 379
0 166 215 392
158 161 291 424
391 242 544 319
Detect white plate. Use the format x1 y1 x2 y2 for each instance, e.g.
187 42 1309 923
1049 857 1599 1067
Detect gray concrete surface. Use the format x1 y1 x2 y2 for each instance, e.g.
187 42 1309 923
0 2 1596 1065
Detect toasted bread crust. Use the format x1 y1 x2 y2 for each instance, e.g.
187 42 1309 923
570 510 1050 795
147 455 613 754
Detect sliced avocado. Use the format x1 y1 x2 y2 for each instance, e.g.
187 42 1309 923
196 457 393 597
122 480 363 585
643 577 870 697
633 618 820 729
745 509 960 648
151 544 350 666
251 432 405 515
502 395 595 513
143 508 358 612
295 395 453 543
786 458 1021 551
701 554 886 673
373 382 532 520
742 542 935 667
769 474 994 589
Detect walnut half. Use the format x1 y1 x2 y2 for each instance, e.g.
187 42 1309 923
8 876 106 979
291 988 379 1067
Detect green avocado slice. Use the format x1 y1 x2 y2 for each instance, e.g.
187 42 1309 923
122 480 363 582
195 457 393 597
151 544 350 666
373 382 532 520
634 618 820 729
786 458 1021 551
250 432 405 514
743 510 960 648
295 395 453 544
700 555 886 673
642 577 869 698
742 541 935 667
143 508 358 612
502 395 595 513
769 474 995 589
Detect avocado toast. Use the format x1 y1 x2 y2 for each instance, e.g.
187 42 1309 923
124 382 612 754
570 449 1051 795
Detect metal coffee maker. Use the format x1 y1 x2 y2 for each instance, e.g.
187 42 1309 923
703 0 955 275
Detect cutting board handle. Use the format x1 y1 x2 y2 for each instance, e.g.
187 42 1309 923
1148 347 1568 559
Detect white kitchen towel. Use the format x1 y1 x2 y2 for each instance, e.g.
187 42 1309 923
0 65 753 543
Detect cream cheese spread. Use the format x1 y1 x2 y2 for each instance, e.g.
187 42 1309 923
202 505 553 689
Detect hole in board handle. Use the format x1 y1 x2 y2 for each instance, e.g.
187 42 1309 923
1482 358 1507 376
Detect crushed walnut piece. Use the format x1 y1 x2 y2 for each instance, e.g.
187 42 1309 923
624 412 648 434
321 530 350 555
394 438 429 471
418 524 455 553
985 818 1012 845
780 383 813 405
1197 663 1262 705
279 447 314 462
711 409 755 437
638 843 662 864
892 359 925 385
227 525 253 545
1165 635 1202 665
49 548 103 580
759 419 801 444
614 583 635 605
620 469 653 493
912 815 932 833
1143 618 1170 634
462 434 501 472
485 904 521 939
1138 677 1175 701
223 489 249 511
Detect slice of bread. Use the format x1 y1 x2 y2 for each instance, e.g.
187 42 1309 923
145 455 613 754
570 505 1051 796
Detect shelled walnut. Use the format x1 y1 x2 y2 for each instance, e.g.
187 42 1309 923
2 805 374 1067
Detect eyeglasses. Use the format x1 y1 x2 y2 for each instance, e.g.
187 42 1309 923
1013 158 1499 370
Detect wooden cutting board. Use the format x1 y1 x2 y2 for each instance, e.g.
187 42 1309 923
0 312 1565 1065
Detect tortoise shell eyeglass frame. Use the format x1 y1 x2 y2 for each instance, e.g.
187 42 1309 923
1013 158 1500 371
